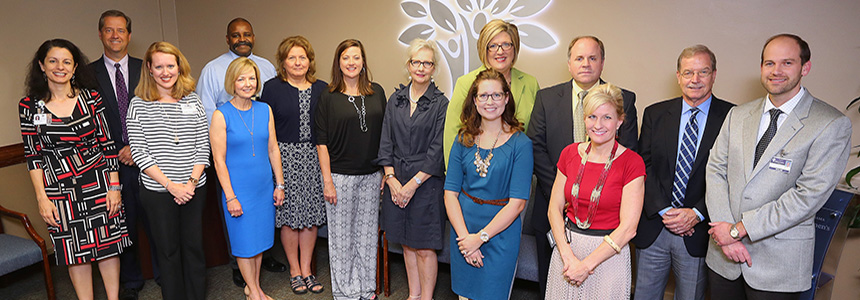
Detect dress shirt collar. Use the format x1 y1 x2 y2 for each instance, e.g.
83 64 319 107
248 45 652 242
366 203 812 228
764 86 805 116
681 95 712 117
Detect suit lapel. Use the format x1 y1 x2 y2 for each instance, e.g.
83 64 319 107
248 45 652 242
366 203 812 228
742 99 765 181
690 97 722 173
129 58 141 98
662 99 683 194
559 81 574 143
749 92 810 178
510 69 526 113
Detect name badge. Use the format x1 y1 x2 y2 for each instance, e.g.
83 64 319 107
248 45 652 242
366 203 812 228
769 157 792 173
180 103 196 115
33 114 49 125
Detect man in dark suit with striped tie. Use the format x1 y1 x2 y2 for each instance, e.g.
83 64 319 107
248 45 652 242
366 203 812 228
632 45 734 300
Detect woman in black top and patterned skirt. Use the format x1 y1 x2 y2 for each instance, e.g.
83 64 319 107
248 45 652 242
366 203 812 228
375 38 448 300
19 39 131 300
315 39 386 300
260 35 328 295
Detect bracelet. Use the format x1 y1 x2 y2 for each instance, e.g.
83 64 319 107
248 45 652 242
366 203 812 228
109 182 121 186
226 196 238 203
276 183 285 190
165 181 171 189
603 235 621 253
108 184 123 191
413 176 423 185
383 173 395 181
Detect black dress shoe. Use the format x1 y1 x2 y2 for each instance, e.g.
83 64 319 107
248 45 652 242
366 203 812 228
119 288 139 300
232 268 246 288
261 257 287 273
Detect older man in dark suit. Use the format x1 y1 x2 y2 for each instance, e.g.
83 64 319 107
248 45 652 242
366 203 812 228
527 35 638 297
89 10 152 300
632 45 734 300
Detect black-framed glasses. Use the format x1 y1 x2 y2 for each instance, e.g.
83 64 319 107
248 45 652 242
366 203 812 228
409 60 435 68
487 42 513 52
477 93 505 103
680 68 713 79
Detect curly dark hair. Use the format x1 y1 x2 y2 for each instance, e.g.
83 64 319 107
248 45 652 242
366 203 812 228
25 39 96 102
457 69 523 147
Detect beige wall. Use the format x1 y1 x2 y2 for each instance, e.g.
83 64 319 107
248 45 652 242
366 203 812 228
2 0 859 298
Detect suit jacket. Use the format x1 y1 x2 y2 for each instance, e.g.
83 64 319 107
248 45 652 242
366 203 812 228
89 55 143 149
705 90 851 292
526 79 638 233
632 96 734 257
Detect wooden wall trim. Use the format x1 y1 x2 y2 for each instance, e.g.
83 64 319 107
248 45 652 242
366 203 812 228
0 143 25 168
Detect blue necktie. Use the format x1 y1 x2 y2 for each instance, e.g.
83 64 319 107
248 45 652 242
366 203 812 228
671 108 700 208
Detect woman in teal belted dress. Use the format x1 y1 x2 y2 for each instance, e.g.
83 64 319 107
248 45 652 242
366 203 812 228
444 69 533 300
211 57 285 300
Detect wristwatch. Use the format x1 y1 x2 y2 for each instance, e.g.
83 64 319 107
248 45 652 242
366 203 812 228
413 176 423 185
188 176 199 185
276 183 286 190
108 184 123 192
729 224 740 240
479 230 489 243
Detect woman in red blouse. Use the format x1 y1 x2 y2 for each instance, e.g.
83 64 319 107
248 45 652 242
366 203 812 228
545 83 645 299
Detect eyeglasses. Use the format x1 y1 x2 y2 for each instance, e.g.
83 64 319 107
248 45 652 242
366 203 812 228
680 68 713 79
476 93 505 103
487 42 513 52
409 60 435 68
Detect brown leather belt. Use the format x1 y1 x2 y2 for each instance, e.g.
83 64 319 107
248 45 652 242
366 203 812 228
461 188 508 206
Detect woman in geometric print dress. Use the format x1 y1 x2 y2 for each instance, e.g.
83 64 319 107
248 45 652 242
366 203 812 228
19 39 131 300
259 35 327 295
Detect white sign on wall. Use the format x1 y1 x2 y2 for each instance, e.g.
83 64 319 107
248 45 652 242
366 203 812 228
398 0 558 94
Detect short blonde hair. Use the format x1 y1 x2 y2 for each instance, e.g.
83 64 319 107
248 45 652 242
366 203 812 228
136 41 195 101
476 19 520 69
404 38 439 75
224 57 261 97
583 83 624 121
276 36 317 83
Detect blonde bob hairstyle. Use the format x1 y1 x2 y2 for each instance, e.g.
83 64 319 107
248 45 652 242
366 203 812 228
224 57 261 97
136 41 195 101
404 38 439 75
476 19 520 69
276 35 317 83
583 83 625 122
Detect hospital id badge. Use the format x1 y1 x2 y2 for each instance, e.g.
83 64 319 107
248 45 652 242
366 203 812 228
33 114 49 125
769 157 791 173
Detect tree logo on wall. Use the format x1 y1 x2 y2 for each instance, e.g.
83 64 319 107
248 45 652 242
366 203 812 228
398 0 557 90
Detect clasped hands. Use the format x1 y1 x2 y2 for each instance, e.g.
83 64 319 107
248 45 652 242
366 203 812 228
381 177 416 208
167 180 196 205
457 233 485 268
708 221 752 267
662 208 699 236
560 251 593 286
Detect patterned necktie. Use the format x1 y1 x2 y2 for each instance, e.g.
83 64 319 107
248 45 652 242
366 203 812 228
573 90 588 143
754 108 782 168
115 63 129 144
671 108 700 208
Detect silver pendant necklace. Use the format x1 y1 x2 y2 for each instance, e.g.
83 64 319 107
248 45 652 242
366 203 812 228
158 102 179 144
347 94 368 132
235 101 255 156
473 129 503 177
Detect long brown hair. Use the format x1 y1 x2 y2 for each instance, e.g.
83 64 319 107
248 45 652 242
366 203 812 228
327 39 374 95
457 69 522 147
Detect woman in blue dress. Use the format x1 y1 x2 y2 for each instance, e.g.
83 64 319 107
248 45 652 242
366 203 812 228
210 57 285 300
444 69 533 300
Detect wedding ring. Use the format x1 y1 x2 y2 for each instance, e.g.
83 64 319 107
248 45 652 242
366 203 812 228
461 250 467 255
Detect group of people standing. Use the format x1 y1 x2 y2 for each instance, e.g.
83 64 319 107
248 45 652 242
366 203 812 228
18 9 851 300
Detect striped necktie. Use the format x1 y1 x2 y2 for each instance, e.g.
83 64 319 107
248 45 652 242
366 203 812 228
671 108 700 208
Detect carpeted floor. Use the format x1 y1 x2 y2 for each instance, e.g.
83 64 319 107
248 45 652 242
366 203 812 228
0 239 541 300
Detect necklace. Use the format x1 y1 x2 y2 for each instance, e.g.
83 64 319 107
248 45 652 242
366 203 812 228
234 101 256 156
157 101 179 144
569 141 619 229
473 129 503 177
347 94 368 132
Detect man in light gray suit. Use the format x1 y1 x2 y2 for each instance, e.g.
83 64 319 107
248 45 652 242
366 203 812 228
705 34 851 299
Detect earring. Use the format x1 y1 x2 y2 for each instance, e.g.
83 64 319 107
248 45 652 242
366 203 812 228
408 75 412 82
42 72 47 82
70 74 76 87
